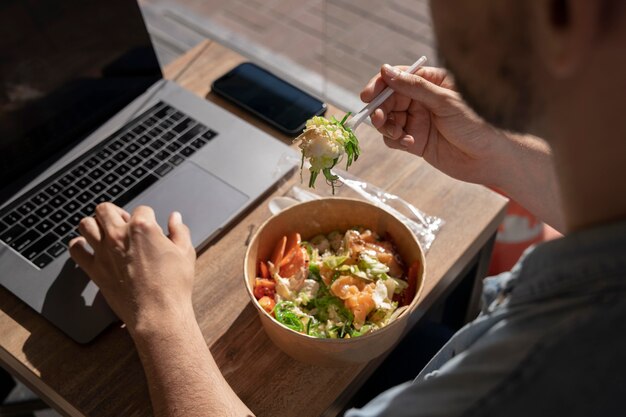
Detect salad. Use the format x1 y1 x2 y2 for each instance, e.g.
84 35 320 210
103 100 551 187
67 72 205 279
253 228 419 339
293 114 360 193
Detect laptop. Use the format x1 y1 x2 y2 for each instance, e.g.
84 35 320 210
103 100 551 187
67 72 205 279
0 0 297 343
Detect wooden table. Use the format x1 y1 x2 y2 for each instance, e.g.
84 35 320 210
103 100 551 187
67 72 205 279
0 40 507 417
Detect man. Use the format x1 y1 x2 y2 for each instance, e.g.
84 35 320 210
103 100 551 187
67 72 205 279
69 0 626 415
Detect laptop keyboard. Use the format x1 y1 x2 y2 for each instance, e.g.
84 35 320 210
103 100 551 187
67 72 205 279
0 101 218 269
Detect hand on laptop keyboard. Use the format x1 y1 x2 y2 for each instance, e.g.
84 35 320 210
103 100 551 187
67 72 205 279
69 203 196 332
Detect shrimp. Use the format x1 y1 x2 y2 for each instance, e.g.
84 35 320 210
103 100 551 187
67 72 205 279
330 276 377 329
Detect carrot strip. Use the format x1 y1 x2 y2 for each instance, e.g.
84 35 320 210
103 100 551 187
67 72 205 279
270 235 287 267
284 232 301 255
259 260 270 279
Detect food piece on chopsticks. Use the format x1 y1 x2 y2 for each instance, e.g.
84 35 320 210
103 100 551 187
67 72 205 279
293 114 360 194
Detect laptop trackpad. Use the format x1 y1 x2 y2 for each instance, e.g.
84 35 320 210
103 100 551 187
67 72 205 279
127 162 249 247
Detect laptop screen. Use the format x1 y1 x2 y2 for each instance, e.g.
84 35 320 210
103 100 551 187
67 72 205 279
0 0 162 201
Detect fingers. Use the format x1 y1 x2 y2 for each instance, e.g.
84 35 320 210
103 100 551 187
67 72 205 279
69 236 94 273
129 205 162 236
95 203 130 242
380 64 451 110
78 216 102 248
168 212 195 257
360 65 410 102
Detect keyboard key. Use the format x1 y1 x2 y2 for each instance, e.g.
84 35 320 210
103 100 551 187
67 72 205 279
115 174 158 207
109 140 124 151
33 253 54 269
62 185 78 198
180 146 196 157
120 176 136 188
47 243 67 258
62 200 80 214
3 211 22 225
137 135 151 145
94 193 112 204
170 111 183 121
10 230 41 252
172 118 194 134
144 117 157 127
120 133 134 142
169 155 184 166
97 149 112 160
127 156 141 166
202 130 218 141
191 137 208 149
76 190 94 204
58 173 75 187
32 193 49 205
131 167 147 178
103 173 119 184
80 203 97 217
126 143 140 153
90 182 106 194
21 214 38 228
115 164 131 176
166 142 182 153
53 222 73 237
149 139 166 151
143 158 159 170
68 213 82 227
155 150 171 161
139 148 153 158
35 219 53 234
23 233 57 260
85 156 100 168
71 166 88 178
113 151 129 162
107 184 123 197
153 106 169 119
89 168 105 180
34 205 52 218
18 202 36 216
0 224 26 244
161 131 176 142
50 209 67 223
132 125 147 135
76 176 93 189
155 163 173 177
101 159 116 171
179 124 207 144
49 195 67 208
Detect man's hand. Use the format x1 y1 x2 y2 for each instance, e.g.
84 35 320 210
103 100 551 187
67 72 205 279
362 64 564 231
68 203 196 334
361 64 509 187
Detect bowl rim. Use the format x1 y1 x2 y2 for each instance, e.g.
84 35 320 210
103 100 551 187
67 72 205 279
243 197 426 345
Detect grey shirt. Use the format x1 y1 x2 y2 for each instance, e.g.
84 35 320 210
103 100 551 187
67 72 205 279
346 220 626 417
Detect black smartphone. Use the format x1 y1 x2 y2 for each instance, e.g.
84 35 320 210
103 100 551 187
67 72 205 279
211 62 327 136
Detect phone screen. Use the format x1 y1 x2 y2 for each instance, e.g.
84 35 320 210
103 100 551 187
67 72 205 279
212 63 326 135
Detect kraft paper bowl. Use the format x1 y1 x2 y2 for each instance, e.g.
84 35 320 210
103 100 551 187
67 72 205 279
244 198 425 366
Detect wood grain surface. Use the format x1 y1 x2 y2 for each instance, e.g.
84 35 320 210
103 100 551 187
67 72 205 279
0 40 507 417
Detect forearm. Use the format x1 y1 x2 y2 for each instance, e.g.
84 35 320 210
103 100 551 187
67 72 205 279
491 133 565 232
130 308 254 417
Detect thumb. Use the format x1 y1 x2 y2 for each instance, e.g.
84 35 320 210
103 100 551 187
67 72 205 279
381 64 450 110
168 211 193 252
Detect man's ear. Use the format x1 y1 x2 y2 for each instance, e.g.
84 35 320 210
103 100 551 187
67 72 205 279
531 0 601 78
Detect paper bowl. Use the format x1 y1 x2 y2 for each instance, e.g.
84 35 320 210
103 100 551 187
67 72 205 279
244 198 425 366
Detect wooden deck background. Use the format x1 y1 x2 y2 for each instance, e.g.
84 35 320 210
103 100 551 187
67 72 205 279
139 0 437 112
